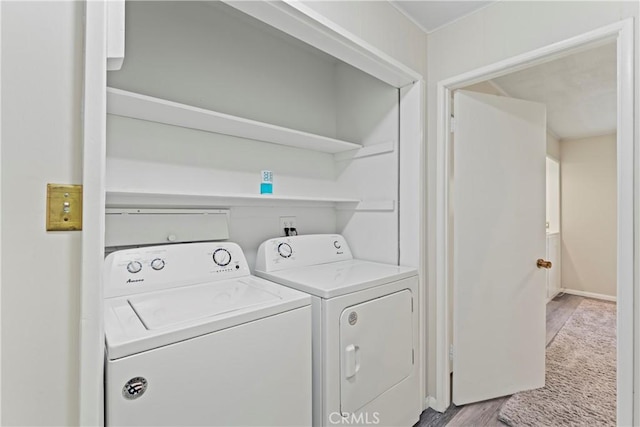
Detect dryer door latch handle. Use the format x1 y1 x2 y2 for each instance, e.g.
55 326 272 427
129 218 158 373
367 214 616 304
345 344 360 379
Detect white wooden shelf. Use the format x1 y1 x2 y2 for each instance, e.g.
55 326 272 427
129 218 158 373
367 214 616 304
106 190 361 209
105 190 394 212
107 88 363 154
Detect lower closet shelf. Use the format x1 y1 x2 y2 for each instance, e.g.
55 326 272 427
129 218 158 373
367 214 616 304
105 191 395 212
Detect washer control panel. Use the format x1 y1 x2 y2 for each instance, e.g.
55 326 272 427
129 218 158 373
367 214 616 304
104 242 250 298
150 258 165 271
277 243 293 258
255 234 353 273
126 261 143 274
212 248 232 266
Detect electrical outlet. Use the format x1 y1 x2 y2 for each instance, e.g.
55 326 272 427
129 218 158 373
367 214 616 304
279 216 297 236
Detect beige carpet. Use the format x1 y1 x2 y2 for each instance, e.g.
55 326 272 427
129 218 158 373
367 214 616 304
498 298 616 427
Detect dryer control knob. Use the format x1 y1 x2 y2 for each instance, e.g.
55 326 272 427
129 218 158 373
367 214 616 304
278 243 293 258
126 261 142 274
213 248 232 267
150 258 165 271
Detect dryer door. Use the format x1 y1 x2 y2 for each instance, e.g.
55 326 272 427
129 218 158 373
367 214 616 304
340 289 413 414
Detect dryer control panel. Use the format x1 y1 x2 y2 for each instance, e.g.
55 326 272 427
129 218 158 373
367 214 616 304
255 234 353 272
104 242 251 298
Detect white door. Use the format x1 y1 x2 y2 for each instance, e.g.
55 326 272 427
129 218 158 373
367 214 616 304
452 90 547 405
340 290 413 414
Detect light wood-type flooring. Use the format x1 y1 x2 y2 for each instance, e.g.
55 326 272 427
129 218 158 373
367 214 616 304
416 293 586 427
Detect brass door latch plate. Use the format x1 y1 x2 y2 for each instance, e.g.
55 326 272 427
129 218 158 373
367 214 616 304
536 258 552 269
46 184 82 231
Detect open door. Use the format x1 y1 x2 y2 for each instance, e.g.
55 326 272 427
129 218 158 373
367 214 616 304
452 90 547 405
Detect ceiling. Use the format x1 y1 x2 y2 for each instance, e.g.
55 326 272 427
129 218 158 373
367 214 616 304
391 1 495 33
391 1 616 141
490 42 617 140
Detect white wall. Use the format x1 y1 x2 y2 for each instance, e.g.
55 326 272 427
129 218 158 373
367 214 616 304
427 0 638 403
561 133 617 297
301 0 427 77
334 63 399 263
106 1 402 267
1 1 83 425
547 131 561 160
298 0 429 269
546 157 560 234
108 1 339 139
106 115 342 270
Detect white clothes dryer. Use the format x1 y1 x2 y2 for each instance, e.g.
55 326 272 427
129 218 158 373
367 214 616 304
255 235 421 427
104 242 312 426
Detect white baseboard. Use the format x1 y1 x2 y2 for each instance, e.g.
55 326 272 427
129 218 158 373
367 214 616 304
546 288 562 303
425 396 437 409
425 396 447 412
561 288 617 302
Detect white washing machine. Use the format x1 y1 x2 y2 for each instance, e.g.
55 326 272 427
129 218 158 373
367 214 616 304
104 242 312 426
255 234 421 427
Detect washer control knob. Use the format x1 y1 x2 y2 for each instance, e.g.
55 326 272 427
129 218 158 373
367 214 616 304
213 248 232 267
333 240 342 249
278 243 293 258
150 258 165 271
126 261 142 274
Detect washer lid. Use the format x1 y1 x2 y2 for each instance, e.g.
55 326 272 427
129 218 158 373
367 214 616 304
104 276 310 360
128 278 281 330
255 260 417 299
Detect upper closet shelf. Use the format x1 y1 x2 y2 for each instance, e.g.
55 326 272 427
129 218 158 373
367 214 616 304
107 88 363 154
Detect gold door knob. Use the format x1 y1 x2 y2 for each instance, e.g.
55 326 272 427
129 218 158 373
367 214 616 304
537 259 552 269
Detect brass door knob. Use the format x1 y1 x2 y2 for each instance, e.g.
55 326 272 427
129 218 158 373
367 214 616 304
537 259 552 269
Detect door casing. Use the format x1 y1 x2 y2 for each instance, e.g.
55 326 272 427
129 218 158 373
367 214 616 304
434 18 636 426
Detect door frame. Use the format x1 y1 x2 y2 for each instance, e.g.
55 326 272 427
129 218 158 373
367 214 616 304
0 1 3 420
434 18 636 425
